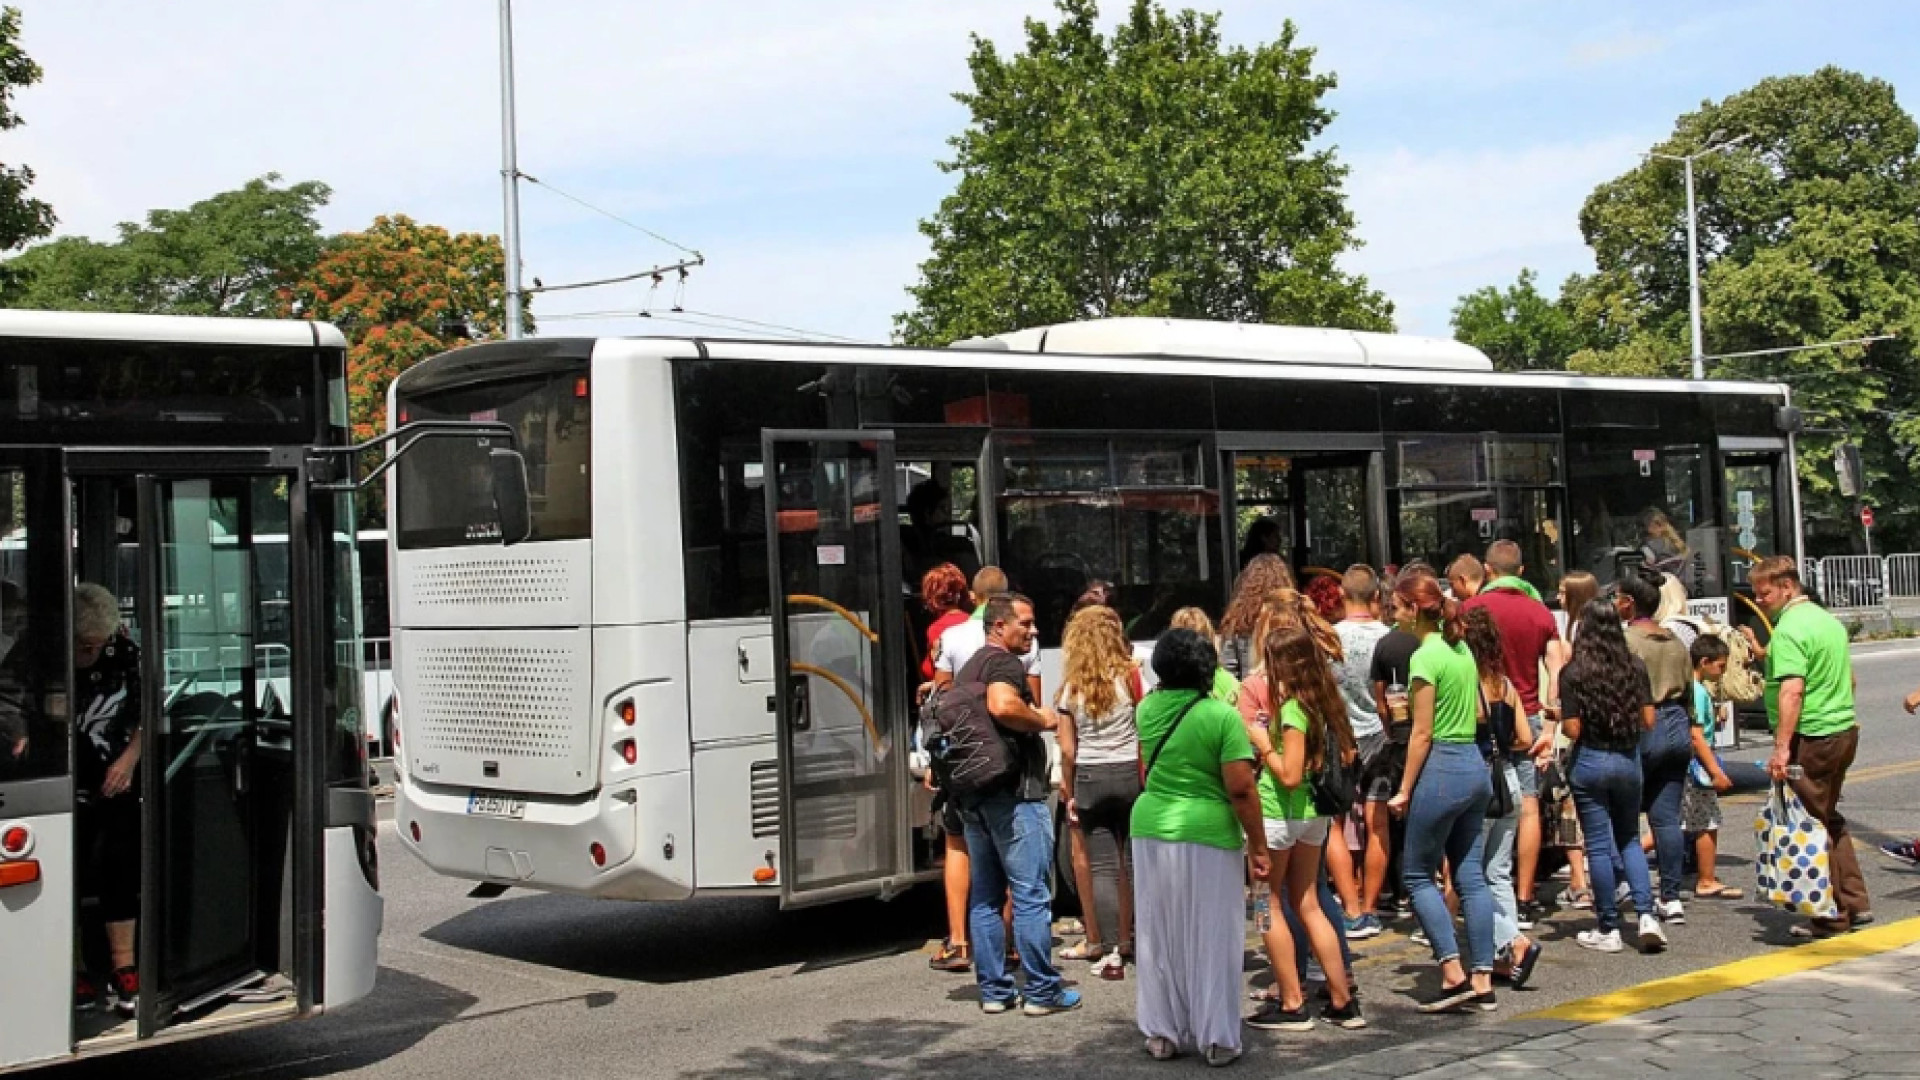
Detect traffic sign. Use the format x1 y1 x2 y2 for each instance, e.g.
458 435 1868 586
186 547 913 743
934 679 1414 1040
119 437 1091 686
1862 505 1875 529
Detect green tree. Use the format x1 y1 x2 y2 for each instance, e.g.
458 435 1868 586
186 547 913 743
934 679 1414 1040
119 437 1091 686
0 6 53 255
1450 268 1582 372
1 174 330 315
1558 67 1920 549
897 0 1391 345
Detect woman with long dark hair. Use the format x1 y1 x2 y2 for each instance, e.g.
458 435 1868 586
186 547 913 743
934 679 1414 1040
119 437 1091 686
1464 609 1542 988
1240 616 1364 1031
1559 600 1662 953
1386 574 1495 1013
1613 569 1694 928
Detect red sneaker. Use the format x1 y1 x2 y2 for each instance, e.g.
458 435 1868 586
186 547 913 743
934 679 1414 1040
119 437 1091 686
110 967 138 1017
75 973 100 1012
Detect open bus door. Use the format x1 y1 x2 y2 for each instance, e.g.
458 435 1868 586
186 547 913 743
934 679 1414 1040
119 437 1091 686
0 448 73 1069
761 430 914 908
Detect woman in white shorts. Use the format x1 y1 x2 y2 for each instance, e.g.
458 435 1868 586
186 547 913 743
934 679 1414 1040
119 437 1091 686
1238 612 1364 1032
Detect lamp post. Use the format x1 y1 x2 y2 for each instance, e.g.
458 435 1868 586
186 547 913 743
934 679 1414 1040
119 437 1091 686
498 0 525 340
1649 133 1749 380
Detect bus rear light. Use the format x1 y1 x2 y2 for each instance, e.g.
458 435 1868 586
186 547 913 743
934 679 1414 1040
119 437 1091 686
574 376 589 398
409 821 422 843
616 740 637 766
617 699 635 726
589 842 606 867
0 825 31 858
0 860 39 888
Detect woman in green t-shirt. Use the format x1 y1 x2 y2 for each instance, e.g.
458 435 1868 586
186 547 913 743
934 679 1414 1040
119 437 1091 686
1238 614 1363 1031
1386 571 1496 1014
1130 629 1269 1067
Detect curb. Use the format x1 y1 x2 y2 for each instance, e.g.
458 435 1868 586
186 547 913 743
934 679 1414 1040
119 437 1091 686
1519 914 1920 1023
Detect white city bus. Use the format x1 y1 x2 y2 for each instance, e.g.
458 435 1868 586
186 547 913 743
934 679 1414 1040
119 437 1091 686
387 318 1803 909
0 311 530 1072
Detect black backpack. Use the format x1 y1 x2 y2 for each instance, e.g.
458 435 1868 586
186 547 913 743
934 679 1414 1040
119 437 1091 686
927 652 1025 800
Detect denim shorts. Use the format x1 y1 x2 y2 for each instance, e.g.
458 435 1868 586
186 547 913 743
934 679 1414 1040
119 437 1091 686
1512 755 1539 799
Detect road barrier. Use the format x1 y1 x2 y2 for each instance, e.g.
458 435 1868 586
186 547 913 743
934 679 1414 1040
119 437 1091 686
1809 553 1920 616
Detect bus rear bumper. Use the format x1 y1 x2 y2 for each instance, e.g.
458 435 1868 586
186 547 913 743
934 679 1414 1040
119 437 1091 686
394 771 693 901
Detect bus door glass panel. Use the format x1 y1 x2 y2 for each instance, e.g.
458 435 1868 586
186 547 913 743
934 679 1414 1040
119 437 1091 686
1723 453 1782 632
138 475 289 1033
0 449 74 1069
1568 439 1720 596
1296 456 1369 573
763 433 906 906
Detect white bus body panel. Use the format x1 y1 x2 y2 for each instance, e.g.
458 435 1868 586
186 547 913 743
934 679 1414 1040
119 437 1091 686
394 626 597 796
586 340 686 627
0 813 73 1070
394 540 592 629
322 826 383 1009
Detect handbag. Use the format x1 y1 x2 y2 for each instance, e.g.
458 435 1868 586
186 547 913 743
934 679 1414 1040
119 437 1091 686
1754 782 1839 920
1480 684 1516 819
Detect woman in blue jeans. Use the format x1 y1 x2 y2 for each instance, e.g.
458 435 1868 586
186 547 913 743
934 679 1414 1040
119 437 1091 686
1557 599 1664 954
1386 571 1496 1013
1614 570 1695 925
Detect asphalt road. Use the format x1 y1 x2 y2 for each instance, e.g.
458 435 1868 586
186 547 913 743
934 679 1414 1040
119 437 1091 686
39 640 1920 1080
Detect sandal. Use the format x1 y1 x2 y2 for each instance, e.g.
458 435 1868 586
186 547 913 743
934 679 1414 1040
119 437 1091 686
929 940 971 972
1057 918 1085 937
1566 888 1594 910
1692 884 1744 900
1059 941 1105 961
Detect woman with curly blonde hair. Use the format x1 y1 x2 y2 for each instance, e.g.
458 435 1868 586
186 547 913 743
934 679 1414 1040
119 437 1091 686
1055 604 1145 972
1220 554 1297 678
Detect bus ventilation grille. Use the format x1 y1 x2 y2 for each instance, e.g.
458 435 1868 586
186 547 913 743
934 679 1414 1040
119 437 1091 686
750 760 780 838
411 556 573 608
413 644 578 760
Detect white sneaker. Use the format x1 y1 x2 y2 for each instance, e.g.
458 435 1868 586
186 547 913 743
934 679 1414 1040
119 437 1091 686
1659 899 1685 924
1639 914 1668 952
1616 881 1632 907
1577 928 1623 953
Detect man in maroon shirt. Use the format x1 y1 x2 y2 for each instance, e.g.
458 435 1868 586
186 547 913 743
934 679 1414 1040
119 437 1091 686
1461 540 1557 928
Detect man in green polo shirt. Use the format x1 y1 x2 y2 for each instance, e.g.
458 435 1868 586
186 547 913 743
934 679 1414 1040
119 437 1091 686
1747 555 1870 934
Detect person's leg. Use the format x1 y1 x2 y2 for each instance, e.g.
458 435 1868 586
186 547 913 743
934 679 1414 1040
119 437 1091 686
1068 822 1100 947
1444 779 1495 983
1323 814 1362 920
1130 838 1187 1048
1642 753 1686 904
943 831 971 948
1318 853 1354 974
1607 761 1654 915
1004 798 1065 1003
1483 802 1519 954
1286 832 1351 1008
1075 764 1126 954
1693 830 1723 891
962 800 1014 1004
1514 752 1542 908
1792 729 1871 922
1571 759 1622 934
1260 839 1305 1009
1361 799 1392 916
1403 765 1465 975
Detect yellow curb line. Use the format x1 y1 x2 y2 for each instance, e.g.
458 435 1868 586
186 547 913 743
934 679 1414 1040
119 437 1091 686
1520 915 1920 1023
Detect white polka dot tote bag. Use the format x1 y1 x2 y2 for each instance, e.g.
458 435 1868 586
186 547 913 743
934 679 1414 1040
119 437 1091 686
1753 782 1839 921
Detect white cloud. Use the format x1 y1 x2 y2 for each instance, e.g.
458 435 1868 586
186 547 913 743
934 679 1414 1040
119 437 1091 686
1569 30 1669 68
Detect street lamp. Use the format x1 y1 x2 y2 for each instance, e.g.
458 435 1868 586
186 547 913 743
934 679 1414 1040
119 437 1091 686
1648 132 1750 380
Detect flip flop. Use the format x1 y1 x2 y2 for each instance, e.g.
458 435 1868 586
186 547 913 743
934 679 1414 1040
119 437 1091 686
1692 884 1744 899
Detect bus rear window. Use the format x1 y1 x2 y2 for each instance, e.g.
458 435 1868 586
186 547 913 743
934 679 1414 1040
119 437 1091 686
394 365 591 549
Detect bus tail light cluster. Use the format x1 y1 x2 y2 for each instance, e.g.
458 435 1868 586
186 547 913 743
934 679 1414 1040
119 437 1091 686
616 740 637 766
589 842 607 867
0 824 39 888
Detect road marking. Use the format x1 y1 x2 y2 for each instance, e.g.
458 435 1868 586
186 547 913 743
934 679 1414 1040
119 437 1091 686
1521 915 1920 1023
1724 754 1920 805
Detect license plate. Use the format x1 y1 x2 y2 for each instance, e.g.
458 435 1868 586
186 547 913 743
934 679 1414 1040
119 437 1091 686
466 791 526 819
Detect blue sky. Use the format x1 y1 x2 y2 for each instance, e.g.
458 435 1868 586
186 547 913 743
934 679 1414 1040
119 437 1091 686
11 1 1919 343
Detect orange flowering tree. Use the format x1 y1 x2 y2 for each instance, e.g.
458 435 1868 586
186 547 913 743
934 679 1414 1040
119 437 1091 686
280 214 524 445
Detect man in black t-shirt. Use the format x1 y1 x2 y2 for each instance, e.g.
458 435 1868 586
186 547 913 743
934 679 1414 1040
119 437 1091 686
1367 581 1425 916
956 594 1079 1015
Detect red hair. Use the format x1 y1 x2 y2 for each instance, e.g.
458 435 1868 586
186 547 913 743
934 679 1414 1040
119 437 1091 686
920 563 969 614
1393 572 1465 645
1306 575 1344 621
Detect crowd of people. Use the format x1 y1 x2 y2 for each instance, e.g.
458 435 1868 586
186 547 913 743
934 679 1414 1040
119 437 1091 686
912 546 1865 1066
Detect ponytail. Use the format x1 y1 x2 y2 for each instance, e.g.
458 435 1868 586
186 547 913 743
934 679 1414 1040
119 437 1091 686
1442 596 1466 646
1393 572 1462 643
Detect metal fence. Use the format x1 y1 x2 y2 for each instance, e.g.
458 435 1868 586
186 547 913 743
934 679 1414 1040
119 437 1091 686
1809 553 1920 615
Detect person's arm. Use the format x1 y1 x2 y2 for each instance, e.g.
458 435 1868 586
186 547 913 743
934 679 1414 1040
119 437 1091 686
1388 679 1436 818
1026 674 1043 706
1688 718 1732 792
1222 758 1271 881
1055 697 1079 813
1905 683 1920 716
1770 677 1804 780
1508 681 1533 749
1371 679 1392 728
985 680 1055 732
933 670 954 690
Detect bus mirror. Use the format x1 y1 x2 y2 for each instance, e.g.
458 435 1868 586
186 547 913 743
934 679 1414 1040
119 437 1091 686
489 448 534 545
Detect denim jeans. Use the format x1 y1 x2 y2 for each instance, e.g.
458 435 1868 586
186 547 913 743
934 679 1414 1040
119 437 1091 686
961 793 1064 1005
1482 760 1522 951
1571 745 1653 933
1640 703 1692 903
1403 742 1495 972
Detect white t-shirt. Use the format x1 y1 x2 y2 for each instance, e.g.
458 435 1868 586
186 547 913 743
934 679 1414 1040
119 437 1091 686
935 617 1040 679
1055 675 1140 767
1334 617 1390 740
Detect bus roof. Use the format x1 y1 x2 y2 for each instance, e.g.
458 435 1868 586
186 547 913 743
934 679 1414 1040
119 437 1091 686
0 309 347 349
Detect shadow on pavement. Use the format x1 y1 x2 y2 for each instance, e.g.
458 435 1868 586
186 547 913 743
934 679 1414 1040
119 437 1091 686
34 966 475 1080
422 886 945 983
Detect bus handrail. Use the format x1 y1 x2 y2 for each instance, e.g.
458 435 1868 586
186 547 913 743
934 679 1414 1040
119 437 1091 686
783 594 879 644
790 661 886 754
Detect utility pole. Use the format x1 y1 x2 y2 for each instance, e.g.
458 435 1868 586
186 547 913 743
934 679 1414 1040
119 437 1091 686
498 0 525 340
1649 133 1748 381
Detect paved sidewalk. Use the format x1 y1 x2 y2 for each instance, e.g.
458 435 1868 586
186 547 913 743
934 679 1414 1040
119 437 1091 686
1298 925 1920 1080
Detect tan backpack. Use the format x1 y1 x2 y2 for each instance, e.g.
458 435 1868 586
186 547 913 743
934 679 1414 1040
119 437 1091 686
1668 613 1765 704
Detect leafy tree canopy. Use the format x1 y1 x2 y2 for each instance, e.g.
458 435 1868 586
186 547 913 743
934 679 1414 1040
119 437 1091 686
1 174 330 316
0 5 53 254
280 214 517 445
1450 268 1583 372
897 0 1391 345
